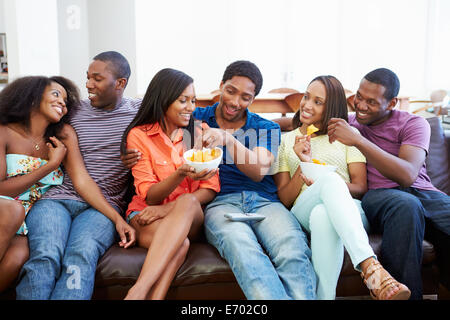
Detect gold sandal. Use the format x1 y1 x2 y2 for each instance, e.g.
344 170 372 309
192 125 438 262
361 260 411 300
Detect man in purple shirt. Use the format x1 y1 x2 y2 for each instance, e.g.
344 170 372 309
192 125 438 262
328 68 450 300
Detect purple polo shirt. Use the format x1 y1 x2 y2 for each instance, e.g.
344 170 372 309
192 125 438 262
349 110 439 191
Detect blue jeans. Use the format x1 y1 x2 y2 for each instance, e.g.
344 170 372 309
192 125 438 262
204 192 317 300
16 199 116 300
362 187 450 300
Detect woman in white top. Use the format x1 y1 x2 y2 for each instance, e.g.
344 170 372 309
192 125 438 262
274 75 410 300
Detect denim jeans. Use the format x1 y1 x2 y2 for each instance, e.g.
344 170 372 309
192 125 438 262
204 192 317 300
16 199 116 300
291 172 373 300
362 187 450 300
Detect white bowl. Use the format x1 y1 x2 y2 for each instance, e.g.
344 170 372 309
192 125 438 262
299 161 337 182
183 147 222 173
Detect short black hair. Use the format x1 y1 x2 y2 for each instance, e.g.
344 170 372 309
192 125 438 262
222 60 263 96
364 68 400 101
93 51 131 83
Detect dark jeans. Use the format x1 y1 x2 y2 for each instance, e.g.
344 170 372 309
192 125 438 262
362 187 450 300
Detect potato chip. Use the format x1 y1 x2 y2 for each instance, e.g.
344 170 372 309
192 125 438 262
312 158 326 165
188 148 220 163
193 150 203 162
307 124 319 136
204 154 214 162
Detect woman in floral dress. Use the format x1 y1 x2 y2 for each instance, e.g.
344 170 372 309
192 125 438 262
0 75 79 292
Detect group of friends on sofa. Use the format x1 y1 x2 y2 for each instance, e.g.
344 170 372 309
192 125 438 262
0 51 449 300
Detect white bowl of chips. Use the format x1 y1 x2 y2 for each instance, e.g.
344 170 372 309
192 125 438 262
299 160 337 182
183 147 222 173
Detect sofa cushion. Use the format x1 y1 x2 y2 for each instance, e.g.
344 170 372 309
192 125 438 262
171 243 239 287
94 242 243 299
425 116 450 195
94 234 436 299
95 245 147 287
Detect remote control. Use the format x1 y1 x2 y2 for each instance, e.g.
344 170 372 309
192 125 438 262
224 212 266 222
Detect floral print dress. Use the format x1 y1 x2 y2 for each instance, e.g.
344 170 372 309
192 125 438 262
0 154 63 235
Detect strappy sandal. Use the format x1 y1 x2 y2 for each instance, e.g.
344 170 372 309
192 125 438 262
361 259 411 300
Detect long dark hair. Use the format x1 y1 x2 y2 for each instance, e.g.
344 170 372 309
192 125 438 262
120 68 194 154
292 75 347 135
0 75 80 139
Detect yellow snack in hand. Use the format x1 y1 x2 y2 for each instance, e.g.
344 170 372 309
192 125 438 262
307 124 319 136
312 158 326 165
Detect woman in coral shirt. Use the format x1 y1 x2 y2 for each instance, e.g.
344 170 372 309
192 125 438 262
120 68 220 300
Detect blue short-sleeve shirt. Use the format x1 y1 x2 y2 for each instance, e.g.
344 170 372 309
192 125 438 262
193 103 281 201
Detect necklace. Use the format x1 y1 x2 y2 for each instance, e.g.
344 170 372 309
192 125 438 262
8 126 45 151
28 136 44 150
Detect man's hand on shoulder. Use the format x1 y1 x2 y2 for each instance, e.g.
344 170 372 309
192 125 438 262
121 149 141 169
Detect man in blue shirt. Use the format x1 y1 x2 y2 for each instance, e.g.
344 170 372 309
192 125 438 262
193 60 316 299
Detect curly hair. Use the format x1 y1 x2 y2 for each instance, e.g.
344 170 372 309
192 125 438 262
222 60 263 96
0 75 80 139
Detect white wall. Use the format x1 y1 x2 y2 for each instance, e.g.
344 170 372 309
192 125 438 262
135 0 291 95
1 0 138 98
135 0 230 95
426 0 450 95
135 0 449 100
337 0 428 98
87 0 137 98
1 0 449 101
285 0 342 91
3 0 60 81
57 0 90 98
0 0 5 32
57 0 138 99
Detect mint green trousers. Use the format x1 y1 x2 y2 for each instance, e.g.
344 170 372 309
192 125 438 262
291 171 374 300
